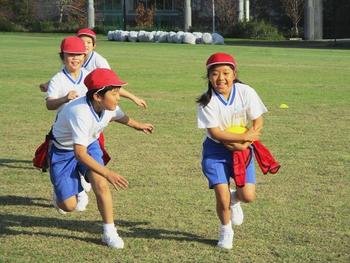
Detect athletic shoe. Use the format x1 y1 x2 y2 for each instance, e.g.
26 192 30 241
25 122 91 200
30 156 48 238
75 191 89 212
230 190 244 226
52 189 67 215
80 173 91 192
102 230 124 249
217 228 233 249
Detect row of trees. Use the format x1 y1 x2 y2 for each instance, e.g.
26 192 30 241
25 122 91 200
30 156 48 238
0 0 349 39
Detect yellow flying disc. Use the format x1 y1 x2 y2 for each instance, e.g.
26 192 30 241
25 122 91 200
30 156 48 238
279 103 289 109
225 126 248 134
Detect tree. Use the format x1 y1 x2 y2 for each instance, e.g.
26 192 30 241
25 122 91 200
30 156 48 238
281 0 304 37
135 2 155 28
56 0 86 25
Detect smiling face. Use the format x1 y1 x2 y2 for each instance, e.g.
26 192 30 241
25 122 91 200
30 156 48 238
63 53 85 73
208 64 236 99
80 36 95 54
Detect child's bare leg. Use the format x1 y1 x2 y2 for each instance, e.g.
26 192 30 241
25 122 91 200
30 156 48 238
214 184 231 225
235 183 256 203
57 196 77 212
88 171 114 223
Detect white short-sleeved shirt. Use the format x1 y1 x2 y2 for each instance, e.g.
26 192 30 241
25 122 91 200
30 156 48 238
83 51 110 71
52 96 125 150
197 83 267 141
46 67 89 112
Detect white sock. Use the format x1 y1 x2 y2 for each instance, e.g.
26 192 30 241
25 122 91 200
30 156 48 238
221 221 233 232
230 189 240 206
103 223 116 234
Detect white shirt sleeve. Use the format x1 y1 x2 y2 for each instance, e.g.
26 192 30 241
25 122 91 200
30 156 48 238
46 77 60 99
96 54 111 69
197 101 219 129
111 106 125 121
246 87 268 120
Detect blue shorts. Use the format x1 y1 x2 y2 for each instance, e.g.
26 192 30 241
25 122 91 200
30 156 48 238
201 138 256 189
49 140 103 202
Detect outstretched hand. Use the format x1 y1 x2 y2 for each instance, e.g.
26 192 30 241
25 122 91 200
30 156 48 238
137 123 154 134
134 97 148 108
105 170 129 191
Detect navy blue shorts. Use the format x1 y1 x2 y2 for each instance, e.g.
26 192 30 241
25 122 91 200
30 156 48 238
49 140 103 202
201 138 256 188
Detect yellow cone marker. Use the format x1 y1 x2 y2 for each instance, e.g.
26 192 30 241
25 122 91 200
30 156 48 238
279 103 289 109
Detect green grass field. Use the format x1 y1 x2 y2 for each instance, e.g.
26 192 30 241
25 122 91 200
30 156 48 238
0 32 349 263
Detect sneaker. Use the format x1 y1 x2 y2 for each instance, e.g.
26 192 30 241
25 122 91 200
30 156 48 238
230 190 244 226
102 230 124 249
217 228 233 249
52 189 67 215
75 191 89 212
80 173 91 192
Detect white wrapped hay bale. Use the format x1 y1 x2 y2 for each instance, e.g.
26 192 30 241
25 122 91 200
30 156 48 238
192 32 203 44
158 32 168 43
183 32 196 45
119 31 129 42
202 32 213 44
137 30 147 42
107 31 114 41
174 31 184 43
145 31 154 42
212 33 225 45
128 31 138 42
167 31 176 43
153 31 163 42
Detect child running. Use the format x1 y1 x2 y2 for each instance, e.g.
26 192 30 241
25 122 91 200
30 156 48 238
197 52 266 249
40 28 147 109
49 68 154 248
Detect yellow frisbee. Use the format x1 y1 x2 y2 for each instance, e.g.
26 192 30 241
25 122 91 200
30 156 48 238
225 126 248 134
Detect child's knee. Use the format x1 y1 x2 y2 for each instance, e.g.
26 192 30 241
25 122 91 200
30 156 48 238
240 192 256 203
59 198 77 212
92 179 110 195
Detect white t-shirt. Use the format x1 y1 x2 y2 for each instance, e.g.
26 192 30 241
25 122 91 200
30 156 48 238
83 51 110 71
46 67 89 112
197 83 267 141
52 96 125 150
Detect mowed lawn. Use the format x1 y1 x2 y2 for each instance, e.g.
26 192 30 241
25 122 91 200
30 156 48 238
0 32 349 263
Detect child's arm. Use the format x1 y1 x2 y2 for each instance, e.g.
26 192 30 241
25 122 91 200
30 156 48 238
74 144 128 190
119 88 148 108
208 127 261 144
253 116 264 131
39 81 49 92
224 141 252 151
46 90 79 110
114 115 154 134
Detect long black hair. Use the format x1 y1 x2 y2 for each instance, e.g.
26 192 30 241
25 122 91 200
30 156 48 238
196 65 242 107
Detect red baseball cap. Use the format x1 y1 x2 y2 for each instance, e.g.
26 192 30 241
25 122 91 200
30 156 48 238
206 52 237 69
60 36 86 54
84 68 128 91
77 28 97 42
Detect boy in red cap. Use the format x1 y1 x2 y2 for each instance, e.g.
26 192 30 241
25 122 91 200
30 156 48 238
197 52 266 249
49 68 154 249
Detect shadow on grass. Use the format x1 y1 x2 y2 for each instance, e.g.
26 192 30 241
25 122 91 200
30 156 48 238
0 158 35 170
0 195 51 208
0 213 216 247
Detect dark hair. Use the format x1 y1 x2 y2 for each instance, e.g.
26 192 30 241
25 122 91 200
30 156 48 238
86 86 120 102
59 52 64 61
196 64 242 107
